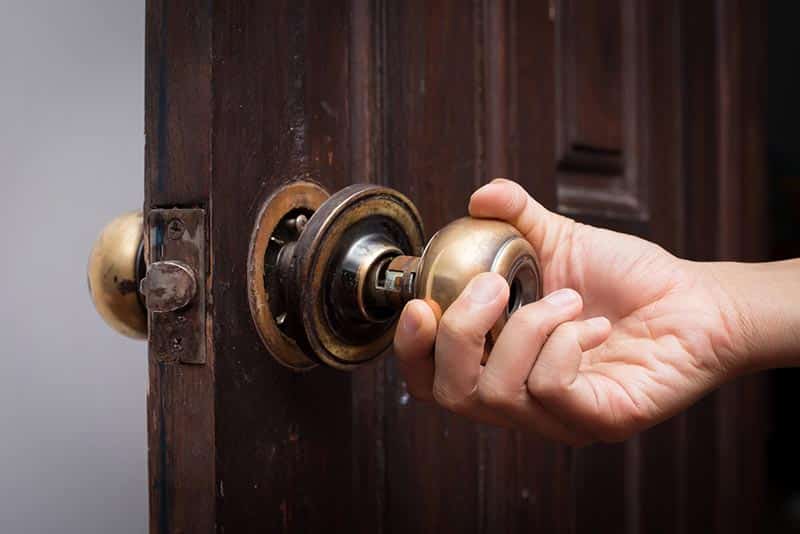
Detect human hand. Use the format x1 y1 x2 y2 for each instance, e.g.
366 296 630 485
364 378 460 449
393 179 746 445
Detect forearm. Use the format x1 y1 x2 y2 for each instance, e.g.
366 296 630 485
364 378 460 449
710 259 800 372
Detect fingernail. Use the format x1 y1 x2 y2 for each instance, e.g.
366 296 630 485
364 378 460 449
544 288 579 307
468 274 505 304
401 305 421 335
472 182 503 198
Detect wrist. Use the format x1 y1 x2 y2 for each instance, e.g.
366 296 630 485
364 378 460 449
704 259 800 374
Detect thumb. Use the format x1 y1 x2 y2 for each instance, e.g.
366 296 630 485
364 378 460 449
468 178 566 261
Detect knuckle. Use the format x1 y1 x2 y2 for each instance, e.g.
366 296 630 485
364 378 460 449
526 371 562 399
510 307 556 342
437 315 483 349
502 185 527 217
476 376 514 409
432 381 470 413
550 321 578 340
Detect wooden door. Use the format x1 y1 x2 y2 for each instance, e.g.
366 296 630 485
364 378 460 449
144 1 766 532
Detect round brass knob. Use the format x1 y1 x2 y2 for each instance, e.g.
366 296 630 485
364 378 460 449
408 217 541 354
249 182 543 371
87 211 147 339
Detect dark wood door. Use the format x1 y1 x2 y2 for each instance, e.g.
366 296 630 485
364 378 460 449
144 1 766 532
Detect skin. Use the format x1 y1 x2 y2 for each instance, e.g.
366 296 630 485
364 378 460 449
393 178 800 446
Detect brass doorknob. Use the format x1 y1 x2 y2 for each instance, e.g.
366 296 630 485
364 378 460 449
87 212 148 339
249 182 543 371
88 212 202 341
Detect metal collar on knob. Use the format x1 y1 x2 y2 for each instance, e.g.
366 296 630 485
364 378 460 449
247 181 542 372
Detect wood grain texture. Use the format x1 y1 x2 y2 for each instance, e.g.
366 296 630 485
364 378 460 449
513 0 557 212
382 1 483 532
509 1 572 532
143 1 768 532
349 1 386 532
556 2 684 532
682 1 768 532
555 0 647 220
556 0 623 163
210 1 359 532
680 1 722 531
144 1 215 533
713 0 768 532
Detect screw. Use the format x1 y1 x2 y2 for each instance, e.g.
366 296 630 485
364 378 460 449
286 214 308 235
167 219 185 240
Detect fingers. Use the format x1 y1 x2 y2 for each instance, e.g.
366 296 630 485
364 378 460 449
394 273 516 427
529 316 611 392
468 178 556 253
484 288 583 386
527 316 613 437
475 288 591 444
393 300 438 400
393 272 611 445
432 272 508 417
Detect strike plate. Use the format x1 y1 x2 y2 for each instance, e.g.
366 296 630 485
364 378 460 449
147 208 206 364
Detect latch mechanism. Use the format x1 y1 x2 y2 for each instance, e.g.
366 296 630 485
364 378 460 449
146 209 206 364
87 208 207 365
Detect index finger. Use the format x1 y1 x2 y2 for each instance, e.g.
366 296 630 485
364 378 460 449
393 299 438 401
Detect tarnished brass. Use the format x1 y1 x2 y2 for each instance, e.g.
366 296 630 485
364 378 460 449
248 183 425 370
87 211 147 339
410 217 541 356
147 208 207 364
249 182 542 371
139 261 197 313
88 208 208 363
293 185 426 370
247 181 330 370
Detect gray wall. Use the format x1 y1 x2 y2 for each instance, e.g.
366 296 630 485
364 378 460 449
0 2 147 533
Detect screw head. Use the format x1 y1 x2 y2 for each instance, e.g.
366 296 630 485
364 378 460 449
167 219 185 240
293 214 308 234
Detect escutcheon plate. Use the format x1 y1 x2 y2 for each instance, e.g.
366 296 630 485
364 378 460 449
247 181 329 371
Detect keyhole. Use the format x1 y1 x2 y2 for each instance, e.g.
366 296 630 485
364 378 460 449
508 277 522 315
